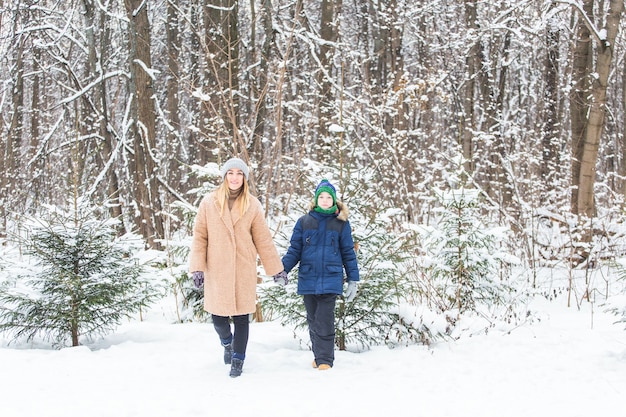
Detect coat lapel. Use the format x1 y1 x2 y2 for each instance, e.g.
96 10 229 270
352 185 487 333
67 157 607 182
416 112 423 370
215 198 241 239
230 200 242 225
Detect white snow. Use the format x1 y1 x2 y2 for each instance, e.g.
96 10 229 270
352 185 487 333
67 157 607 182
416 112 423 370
328 123 345 133
1 295 624 417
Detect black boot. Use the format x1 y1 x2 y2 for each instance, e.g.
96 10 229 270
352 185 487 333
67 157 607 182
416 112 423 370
229 358 244 378
223 343 233 365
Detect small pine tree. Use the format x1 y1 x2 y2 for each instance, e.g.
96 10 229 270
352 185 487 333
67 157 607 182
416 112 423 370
605 261 626 329
259 211 437 350
0 201 159 347
164 162 221 323
258 160 452 350
420 187 515 316
171 270 210 322
335 228 421 350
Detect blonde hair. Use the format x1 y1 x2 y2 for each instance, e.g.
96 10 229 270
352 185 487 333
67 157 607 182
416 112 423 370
215 178 250 217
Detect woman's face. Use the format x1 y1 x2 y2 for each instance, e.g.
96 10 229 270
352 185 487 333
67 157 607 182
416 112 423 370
317 191 334 209
226 169 245 190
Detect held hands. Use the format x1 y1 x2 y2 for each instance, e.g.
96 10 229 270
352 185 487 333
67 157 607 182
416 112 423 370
273 271 288 286
192 271 204 288
344 281 358 302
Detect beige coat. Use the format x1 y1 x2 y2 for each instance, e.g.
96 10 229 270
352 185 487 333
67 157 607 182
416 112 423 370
189 192 283 316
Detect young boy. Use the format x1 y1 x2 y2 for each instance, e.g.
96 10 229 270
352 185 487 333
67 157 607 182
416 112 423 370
278 179 360 370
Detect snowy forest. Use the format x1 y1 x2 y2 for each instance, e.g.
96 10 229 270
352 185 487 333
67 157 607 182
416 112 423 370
1 0 626 348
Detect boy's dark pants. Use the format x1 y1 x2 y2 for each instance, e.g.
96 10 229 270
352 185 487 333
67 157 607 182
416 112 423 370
303 294 337 367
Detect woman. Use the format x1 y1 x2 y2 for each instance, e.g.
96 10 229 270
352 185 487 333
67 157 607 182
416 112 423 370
189 157 285 377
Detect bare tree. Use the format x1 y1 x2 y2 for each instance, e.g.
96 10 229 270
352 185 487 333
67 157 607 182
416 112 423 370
317 0 341 140
0 0 625 259
576 0 624 219
124 0 165 249
540 12 562 205
461 0 478 177
569 0 594 216
3 17 25 218
82 0 124 230
621 53 626 201
166 0 183 188
202 0 242 157
248 0 275 162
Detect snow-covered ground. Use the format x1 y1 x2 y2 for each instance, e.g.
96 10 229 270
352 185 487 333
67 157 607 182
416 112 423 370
1 295 624 417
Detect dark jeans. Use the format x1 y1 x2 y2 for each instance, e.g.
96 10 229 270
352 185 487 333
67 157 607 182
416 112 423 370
212 314 249 358
303 294 337 367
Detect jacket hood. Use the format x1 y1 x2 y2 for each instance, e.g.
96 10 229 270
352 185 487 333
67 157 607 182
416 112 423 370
308 199 349 221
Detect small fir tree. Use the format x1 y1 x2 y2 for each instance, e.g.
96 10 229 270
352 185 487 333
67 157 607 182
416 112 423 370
260 206 439 350
166 162 221 323
605 260 626 329
420 187 515 316
0 201 159 347
170 269 210 322
259 159 452 350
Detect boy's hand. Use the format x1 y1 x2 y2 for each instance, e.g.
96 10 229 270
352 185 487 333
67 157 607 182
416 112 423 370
344 281 358 302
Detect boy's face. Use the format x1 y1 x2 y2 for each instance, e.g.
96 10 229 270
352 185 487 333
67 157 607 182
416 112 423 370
317 192 334 209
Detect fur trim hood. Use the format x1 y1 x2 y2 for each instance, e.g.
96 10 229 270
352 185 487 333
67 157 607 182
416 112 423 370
308 199 349 221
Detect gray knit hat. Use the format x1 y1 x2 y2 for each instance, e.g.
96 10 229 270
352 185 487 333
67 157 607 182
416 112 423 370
220 157 249 180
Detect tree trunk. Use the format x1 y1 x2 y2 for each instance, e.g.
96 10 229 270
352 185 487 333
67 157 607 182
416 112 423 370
0 0 3 236
260 0 273 141
577 0 624 218
6 36 24 194
203 0 242 157
381 0 404 136
222 0 241 149
29 44 42 204
125 0 164 249
389 0 406 133
541 13 561 205
199 0 222 162
317 0 340 140
83 0 124 230
488 31 513 208
621 51 626 202
166 0 182 187
249 0 275 163
461 0 478 177
569 0 593 215
188 0 210 169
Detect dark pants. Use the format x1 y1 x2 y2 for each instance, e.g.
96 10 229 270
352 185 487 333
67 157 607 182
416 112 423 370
212 314 249 358
303 294 337 367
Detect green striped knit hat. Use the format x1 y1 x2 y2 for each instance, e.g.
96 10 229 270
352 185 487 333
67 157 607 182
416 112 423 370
314 179 338 214
315 179 336 203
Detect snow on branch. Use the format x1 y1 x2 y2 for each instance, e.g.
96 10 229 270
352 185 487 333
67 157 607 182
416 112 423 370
555 0 607 46
59 70 128 105
133 59 160 80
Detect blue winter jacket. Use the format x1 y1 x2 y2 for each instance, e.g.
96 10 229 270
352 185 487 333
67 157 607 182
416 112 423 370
282 201 359 295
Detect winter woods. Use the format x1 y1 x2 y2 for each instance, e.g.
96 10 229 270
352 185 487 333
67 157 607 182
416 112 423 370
0 0 622 240
1 1 626 345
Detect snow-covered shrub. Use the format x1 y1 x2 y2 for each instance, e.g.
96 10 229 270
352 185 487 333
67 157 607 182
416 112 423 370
163 163 222 323
335 226 439 349
604 259 626 329
0 201 160 347
417 187 520 317
170 269 210 322
259 189 446 350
